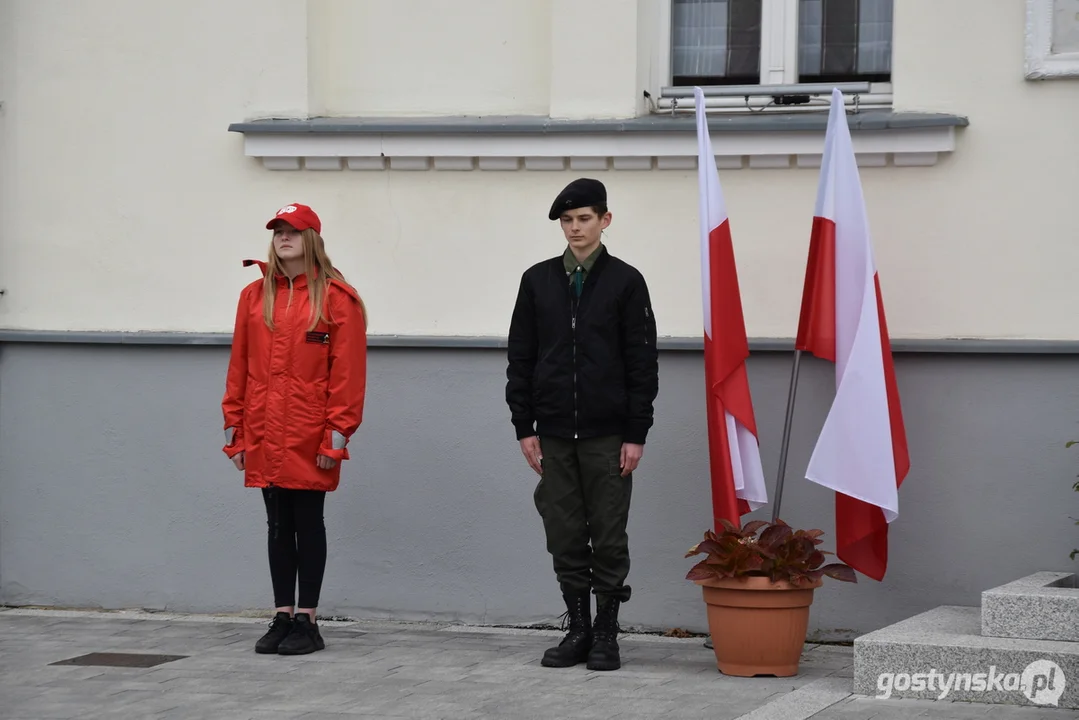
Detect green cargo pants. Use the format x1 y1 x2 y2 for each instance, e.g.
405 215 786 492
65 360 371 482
533 435 632 603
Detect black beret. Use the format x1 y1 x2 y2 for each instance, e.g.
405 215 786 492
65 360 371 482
548 178 607 220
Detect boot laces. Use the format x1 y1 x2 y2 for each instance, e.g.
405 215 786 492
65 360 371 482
557 597 590 634
593 604 620 643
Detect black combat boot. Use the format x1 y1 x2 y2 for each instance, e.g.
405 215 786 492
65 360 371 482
587 597 621 671
541 592 592 667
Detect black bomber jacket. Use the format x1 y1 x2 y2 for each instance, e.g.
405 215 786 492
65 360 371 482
505 245 659 444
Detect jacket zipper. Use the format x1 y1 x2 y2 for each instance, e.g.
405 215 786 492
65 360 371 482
270 277 296 490
570 267 580 439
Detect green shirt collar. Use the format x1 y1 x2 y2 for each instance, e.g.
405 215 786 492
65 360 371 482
563 244 603 276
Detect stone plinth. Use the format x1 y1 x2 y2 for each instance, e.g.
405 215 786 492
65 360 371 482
853 605 1078 709
981 571 1079 642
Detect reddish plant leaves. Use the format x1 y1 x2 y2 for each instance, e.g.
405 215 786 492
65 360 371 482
684 518 858 585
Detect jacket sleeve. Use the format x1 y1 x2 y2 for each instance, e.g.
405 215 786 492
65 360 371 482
620 272 659 445
221 288 250 458
506 273 538 440
318 288 368 461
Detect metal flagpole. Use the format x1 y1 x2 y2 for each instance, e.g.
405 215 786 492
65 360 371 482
707 350 804 652
770 349 804 522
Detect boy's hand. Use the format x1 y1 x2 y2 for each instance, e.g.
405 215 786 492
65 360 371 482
520 436 543 475
620 443 643 477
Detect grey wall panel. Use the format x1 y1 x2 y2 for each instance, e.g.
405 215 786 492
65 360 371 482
1 344 1076 639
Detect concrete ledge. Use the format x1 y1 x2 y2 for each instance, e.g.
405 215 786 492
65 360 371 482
852 606 1078 709
6 331 1079 354
227 111 966 171
982 572 1079 642
227 112 969 135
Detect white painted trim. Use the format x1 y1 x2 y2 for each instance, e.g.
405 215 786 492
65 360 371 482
432 157 474 171
644 0 672 105
569 156 609 170
347 157 384 170
388 157 429 171
760 0 799 85
478 157 520 171
240 125 958 171
1025 0 1079 79
304 156 341 170
263 156 300 170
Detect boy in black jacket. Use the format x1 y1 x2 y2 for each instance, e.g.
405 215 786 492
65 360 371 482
506 178 659 671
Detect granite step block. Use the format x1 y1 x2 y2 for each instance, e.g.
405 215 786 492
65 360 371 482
852 605 1078 710
981 571 1079 642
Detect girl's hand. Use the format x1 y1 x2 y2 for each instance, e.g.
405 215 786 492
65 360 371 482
316 454 337 470
231 451 245 471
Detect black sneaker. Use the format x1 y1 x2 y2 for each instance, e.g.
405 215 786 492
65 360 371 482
255 612 293 654
277 613 325 655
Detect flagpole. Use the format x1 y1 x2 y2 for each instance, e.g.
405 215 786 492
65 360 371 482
770 349 803 522
709 353 803 652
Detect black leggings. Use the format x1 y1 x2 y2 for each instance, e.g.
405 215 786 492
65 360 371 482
262 488 327 609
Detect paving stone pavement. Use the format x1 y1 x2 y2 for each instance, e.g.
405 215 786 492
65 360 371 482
0 608 1076 719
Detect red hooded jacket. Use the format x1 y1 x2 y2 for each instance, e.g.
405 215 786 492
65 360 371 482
222 260 367 492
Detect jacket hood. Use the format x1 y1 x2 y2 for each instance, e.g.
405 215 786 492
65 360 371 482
243 259 360 304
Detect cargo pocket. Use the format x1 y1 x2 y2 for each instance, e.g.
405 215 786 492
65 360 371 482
605 460 632 518
533 477 547 518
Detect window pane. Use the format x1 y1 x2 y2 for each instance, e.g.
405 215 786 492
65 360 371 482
1053 0 1079 54
671 0 762 86
798 0 892 83
821 0 858 77
857 0 892 74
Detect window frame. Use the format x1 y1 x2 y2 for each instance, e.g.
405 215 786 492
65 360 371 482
647 0 894 112
1025 0 1079 80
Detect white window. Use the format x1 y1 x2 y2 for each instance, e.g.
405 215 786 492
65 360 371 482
1025 0 1079 79
649 0 894 112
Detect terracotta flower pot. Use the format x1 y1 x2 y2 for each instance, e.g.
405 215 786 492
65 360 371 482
695 575 822 677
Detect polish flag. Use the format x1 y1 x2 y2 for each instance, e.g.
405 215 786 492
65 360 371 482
796 88 910 581
694 86 769 528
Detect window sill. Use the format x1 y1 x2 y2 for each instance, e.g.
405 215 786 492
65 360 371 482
228 110 968 171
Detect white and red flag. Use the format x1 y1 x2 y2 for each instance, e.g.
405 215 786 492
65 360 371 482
694 86 769 529
796 88 910 581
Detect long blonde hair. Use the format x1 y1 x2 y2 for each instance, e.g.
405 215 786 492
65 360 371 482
261 228 367 331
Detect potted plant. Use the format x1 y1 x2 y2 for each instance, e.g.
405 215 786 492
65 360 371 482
685 518 857 677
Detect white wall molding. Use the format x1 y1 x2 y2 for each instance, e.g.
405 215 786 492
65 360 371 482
229 113 967 171
1026 0 1079 79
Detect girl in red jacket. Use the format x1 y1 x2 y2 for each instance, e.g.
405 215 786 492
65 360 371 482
222 203 367 655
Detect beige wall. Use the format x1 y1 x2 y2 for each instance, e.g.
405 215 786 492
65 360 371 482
0 0 309 333
888 0 1079 341
0 0 14 308
307 0 642 120
1 0 1077 340
307 0 552 117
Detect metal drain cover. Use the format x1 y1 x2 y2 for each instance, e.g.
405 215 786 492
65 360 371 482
50 652 187 668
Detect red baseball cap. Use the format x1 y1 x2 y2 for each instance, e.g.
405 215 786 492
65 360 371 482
266 203 321 233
